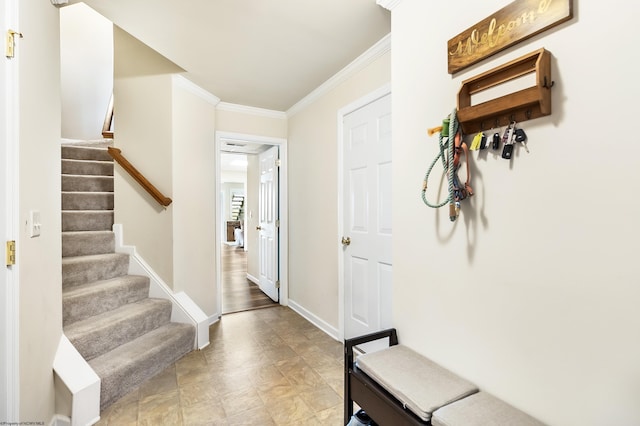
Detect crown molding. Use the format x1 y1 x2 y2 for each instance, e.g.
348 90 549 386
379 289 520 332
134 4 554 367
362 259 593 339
287 33 391 118
172 75 221 106
216 102 287 120
376 0 402 11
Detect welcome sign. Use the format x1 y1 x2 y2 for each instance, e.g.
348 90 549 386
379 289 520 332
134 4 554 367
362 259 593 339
447 0 572 74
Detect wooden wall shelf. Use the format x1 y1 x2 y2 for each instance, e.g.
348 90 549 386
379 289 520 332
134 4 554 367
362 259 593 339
457 48 553 134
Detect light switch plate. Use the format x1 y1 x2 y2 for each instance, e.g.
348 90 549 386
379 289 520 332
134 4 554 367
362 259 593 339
29 210 41 238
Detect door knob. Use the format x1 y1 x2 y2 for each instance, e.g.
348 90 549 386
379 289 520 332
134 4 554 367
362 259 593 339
341 237 351 246
256 226 262 230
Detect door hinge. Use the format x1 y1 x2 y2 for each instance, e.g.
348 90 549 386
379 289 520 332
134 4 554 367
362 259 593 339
6 240 16 266
276 280 280 289
275 159 281 167
6 30 23 59
276 219 280 228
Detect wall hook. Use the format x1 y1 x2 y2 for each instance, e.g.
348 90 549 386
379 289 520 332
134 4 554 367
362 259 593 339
543 76 555 89
526 109 532 119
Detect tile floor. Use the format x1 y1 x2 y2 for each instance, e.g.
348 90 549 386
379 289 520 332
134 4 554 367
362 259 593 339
96 306 345 425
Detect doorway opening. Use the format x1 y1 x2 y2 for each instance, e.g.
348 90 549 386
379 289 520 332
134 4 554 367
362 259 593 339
215 132 288 316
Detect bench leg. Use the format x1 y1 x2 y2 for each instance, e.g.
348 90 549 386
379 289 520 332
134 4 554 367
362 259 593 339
344 328 398 425
345 351 354 424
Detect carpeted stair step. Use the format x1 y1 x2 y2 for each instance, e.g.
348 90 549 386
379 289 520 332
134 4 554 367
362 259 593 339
62 175 114 193
89 322 194 410
62 253 129 289
65 298 172 361
62 231 115 257
61 145 112 162
62 192 113 210
63 275 150 326
62 159 113 176
62 211 114 232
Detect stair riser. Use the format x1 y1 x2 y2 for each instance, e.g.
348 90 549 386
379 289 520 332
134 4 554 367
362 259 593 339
62 232 115 257
90 324 194 411
62 175 114 192
62 193 114 210
67 300 172 361
62 254 129 288
63 276 150 326
61 146 112 161
62 159 113 176
62 211 114 232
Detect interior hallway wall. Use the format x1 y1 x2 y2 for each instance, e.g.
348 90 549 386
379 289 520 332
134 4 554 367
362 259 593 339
171 76 218 317
113 26 182 286
392 2 640 425
287 49 391 332
17 1 62 421
60 3 113 140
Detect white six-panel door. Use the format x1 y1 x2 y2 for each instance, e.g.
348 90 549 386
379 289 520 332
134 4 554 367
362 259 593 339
343 93 392 339
258 146 279 302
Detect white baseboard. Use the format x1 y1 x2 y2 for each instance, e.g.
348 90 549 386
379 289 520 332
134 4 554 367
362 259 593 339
49 415 71 426
247 273 259 285
53 336 100 426
208 314 221 326
288 300 340 342
113 224 210 350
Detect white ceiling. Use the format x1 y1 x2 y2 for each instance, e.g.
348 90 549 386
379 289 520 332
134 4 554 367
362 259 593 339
75 0 391 112
220 153 248 173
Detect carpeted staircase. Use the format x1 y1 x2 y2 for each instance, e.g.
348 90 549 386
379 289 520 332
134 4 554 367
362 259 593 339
61 144 195 411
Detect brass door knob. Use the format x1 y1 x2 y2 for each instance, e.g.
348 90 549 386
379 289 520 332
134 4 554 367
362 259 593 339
341 237 351 246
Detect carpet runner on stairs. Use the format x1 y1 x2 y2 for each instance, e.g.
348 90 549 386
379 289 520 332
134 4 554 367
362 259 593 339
61 144 195 410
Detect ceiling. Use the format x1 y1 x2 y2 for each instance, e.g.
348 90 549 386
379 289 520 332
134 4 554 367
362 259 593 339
219 137 272 173
74 0 391 112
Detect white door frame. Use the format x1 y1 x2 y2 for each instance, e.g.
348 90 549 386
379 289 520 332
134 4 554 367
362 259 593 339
1 0 20 419
215 131 288 318
337 83 391 341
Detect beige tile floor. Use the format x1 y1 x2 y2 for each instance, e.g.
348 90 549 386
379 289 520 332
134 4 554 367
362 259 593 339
96 306 345 425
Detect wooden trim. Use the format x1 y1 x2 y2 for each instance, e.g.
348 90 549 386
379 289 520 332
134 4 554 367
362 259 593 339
457 48 552 134
447 0 572 74
102 94 114 139
107 147 172 207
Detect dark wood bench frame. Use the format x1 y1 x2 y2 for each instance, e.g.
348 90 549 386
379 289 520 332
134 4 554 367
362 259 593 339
344 328 431 426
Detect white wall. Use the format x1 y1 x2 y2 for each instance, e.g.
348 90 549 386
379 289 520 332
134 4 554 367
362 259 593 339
287 49 391 330
60 3 113 140
113 73 175 284
392 1 640 425
171 76 218 317
17 1 62 421
113 26 182 286
216 104 287 139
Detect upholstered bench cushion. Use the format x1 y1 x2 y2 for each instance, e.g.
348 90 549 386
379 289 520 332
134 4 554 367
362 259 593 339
355 345 478 421
432 391 546 426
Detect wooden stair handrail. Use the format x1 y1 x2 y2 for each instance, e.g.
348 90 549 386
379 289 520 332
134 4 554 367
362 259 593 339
102 94 114 139
107 147 172 207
